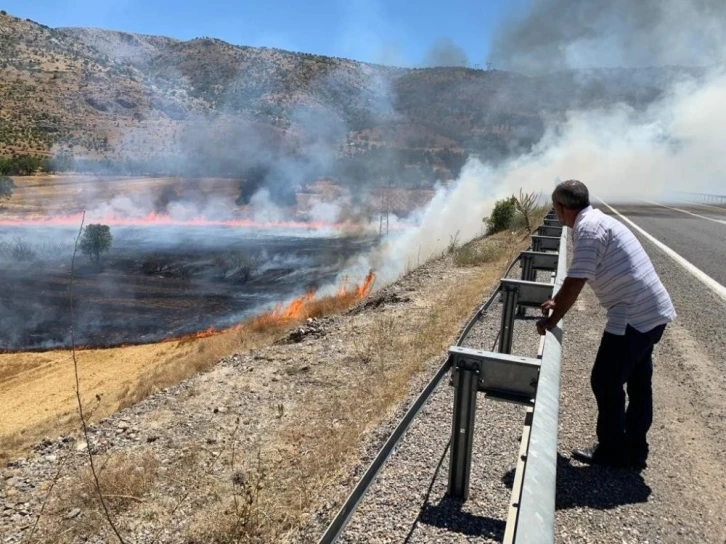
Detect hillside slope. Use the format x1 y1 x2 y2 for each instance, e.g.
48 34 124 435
0 10 709 185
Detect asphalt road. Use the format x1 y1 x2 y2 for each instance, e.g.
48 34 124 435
328 203 726 543
596 201 726 288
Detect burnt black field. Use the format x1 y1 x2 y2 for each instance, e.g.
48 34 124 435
0 225 377 350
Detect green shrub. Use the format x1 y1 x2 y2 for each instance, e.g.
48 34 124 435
80 224 113 263
485 196 517 234
0 176 15 199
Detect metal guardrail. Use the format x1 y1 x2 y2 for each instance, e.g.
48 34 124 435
318 213 567 544
447 215 568 544
670 191 726 205
505 227 567 543
317 257 521 544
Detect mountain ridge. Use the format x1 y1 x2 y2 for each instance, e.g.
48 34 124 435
0 10 709 187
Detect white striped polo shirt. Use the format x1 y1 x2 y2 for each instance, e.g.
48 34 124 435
568 206 676 335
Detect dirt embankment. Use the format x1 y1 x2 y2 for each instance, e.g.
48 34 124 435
0 232 523 543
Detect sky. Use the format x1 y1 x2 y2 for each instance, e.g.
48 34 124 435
2 0 529 67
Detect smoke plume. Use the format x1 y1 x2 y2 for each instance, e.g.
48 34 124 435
423 38 469 68
353 0 726 285
488 0 726 74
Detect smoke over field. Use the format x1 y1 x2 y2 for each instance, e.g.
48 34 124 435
0 221 378 351
0 176 387 350
5 0 725 351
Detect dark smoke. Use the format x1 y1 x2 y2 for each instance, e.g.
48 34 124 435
488 0 726 75
423 38 469 67
154 184 180 212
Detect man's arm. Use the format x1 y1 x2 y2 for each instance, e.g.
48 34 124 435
536 277 587 335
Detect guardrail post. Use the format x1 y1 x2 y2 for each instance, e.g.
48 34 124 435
537 225 563 238
531 236 541 253
499 283 518 354
543 218 562 227
517 254 534 316
447 359 480 500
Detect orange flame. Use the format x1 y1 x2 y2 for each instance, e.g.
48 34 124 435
255 270 375 326
0 271 377 354
275 290 316 320
355 271 375 298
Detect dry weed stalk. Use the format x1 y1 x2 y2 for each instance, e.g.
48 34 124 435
513 189 541 234
68 211 127 543
227 446 268 541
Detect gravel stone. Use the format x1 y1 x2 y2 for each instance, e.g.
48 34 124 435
2 223 723 543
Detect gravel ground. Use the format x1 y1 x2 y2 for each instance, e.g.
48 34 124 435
333 230 726 544
3 222 724 544
337 266 552 544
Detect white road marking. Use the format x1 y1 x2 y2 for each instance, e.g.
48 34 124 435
643 200 726 226
597 198 726 304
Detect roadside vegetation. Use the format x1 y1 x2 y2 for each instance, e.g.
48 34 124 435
452 191 548 268
3 188 547 543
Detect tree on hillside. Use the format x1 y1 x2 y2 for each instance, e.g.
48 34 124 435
80 224 113 263
485 196 517 235
0 176 16 200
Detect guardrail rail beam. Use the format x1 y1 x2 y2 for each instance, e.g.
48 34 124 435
531 235 560 252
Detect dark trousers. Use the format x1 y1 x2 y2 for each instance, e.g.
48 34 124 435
591 323 666 460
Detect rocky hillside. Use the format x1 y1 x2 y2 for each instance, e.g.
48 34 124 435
0 10 708 185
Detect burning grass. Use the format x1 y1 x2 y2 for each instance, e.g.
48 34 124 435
182 233 528 543
9 230 530 544
0 271 376 463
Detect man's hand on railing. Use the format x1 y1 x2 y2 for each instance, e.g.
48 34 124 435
537 299 556 335
541 298 555 314
536 277 586 335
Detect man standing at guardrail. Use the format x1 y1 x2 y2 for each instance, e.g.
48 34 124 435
536 180 676 471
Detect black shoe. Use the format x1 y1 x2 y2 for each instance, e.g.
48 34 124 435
629 454 648 471
571 445 628 467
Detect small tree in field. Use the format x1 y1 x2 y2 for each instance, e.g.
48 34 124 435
0 176 16 200
80 224 113 263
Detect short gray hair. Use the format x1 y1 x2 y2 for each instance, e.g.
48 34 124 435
552 180 590 210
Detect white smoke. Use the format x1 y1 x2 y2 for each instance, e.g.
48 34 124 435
340 63 726 287
489 0 726 74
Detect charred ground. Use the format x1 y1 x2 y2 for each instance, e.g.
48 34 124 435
0 226 376 350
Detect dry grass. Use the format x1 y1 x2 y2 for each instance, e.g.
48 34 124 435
184 233 528 543
35 450 159 543
75 452 159 509
453 239 506 267
10 228 532 544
